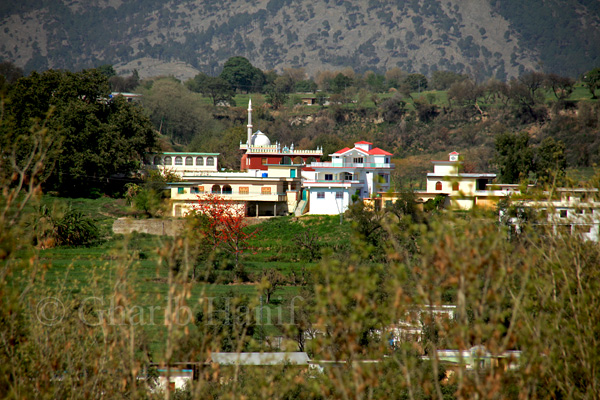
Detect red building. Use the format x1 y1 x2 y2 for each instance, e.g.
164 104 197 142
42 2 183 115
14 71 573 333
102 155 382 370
240 100 322 171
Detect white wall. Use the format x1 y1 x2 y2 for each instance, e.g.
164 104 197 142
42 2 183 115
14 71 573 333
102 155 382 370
308 189 350 215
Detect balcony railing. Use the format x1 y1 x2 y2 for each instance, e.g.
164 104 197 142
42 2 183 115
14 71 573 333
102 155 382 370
310 162 394 168
304 179 364 185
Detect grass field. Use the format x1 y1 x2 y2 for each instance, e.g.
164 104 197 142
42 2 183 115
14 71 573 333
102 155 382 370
11 197 354 359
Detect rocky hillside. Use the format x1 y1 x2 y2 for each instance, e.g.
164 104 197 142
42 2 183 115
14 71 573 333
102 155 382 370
1 0 599 81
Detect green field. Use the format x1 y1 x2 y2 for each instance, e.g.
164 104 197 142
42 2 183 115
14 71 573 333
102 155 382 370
11 197 353 359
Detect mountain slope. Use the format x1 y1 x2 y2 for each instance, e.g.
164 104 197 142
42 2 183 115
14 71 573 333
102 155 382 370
0 0 598 81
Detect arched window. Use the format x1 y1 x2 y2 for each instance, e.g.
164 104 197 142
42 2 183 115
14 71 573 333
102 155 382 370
196 157 204 166
452 182 459 191
175 156 183 166
343 172 353 181
153 156 162 165
185 156 193 166
281 156 292 165
211 185 221 194
293 156 302 164
164 156 172 165
222 185 232 194
435 181 442 191
306 157 316 165
207 157 214 166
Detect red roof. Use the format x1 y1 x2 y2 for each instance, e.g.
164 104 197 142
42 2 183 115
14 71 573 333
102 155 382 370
368 147 393 156
355 141 373 145
333 147 351 154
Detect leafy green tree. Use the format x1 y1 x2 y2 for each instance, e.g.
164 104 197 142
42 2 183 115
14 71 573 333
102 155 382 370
96 64 116 78
330 72 353 93
494 131 535 183
583 67 600 99
265 86 289 109
219 56 265 93
4 69 156 195
295 78 318 93
535 137 567 183
186 73 236 106
404 73 428 92
430 70 468 90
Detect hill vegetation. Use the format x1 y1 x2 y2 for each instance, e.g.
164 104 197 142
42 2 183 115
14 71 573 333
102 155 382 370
1 0 599 81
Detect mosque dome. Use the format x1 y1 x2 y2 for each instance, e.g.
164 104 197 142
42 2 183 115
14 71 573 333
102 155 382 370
250 130 271 147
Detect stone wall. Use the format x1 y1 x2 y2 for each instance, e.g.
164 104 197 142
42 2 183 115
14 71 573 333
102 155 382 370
112 216 271 236
112 218 186 236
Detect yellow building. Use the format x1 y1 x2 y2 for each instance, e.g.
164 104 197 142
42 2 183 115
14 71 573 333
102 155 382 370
169 164 303 217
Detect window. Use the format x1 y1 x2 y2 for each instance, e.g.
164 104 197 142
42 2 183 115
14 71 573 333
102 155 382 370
435 181 442 191
153 156 162 165
239 187 249 195
353 157 364 164
164 156 172 165
560 210 568 218
211 185 221 194
343 172 353 181
206 157 214 166
379 173 389 183
317 192 325 199
452 182 459 191
336 192 343 199
325 174 333 181
281 156 292 165
175 156 183 166
222 185 232 194
261 187 271 195
191 187 199 194
177 187 185 194
196 157 204 166
185 157 193 166
261 158 268 165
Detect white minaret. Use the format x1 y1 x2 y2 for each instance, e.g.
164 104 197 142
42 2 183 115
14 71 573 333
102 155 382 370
247 99 253 147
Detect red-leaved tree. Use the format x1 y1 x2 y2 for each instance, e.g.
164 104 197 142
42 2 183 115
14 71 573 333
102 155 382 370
193 194 259 276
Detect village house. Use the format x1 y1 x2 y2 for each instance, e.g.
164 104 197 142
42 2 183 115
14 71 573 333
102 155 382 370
146 152 220 177
373 152 521 211
303 141 394 215
503 188 600 242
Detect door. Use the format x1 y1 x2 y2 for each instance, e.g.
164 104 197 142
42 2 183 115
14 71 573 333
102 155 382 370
290 169 296 178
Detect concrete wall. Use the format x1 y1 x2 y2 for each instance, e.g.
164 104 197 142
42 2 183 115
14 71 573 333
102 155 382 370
112 218 186 236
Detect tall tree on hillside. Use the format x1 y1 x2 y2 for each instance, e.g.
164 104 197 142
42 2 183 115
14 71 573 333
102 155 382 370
584 67 600 99
219 56 265 93
494 131 535 183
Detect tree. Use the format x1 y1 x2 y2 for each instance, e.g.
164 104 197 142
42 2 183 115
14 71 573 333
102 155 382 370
404 73 428 92
494 131 535 183
430 70 468 90
219 56 265 93
260 268 284 304
535 137 567 184
186 73 236 106
4 68 156 195
193 194 259 276
265 85 289 109
380 95 407 123
583 67 600 99
330 72 353 94
544 73 575 100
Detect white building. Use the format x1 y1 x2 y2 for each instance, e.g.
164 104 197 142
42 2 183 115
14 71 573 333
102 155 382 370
388 151 519 210
146 152 219 177
506 188 600 242
303 141 394 215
